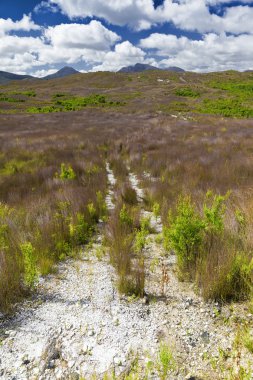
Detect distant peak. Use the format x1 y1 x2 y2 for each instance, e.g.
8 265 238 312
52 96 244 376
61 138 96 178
42 66 80 80
118 63 184 73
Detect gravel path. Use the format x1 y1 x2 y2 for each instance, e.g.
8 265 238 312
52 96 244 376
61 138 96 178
0 168 252 380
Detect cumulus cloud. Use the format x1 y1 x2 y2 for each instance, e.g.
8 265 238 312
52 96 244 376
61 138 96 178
1 5 253 75
92 41 146 71
44 20 120 50
0 14 40 37
39 20 121 65
140 32 253 72
0 17 126 73
49 0 253 34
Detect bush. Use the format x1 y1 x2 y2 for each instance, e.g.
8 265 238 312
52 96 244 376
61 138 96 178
57 163 76 180
164 196 204 277
20 242 38 289
134 217 150 254
164 192 252 301
175 87 200 97
157 343 176 380
96 191 108 220
69 213 91 245
200 250 253 301
152 202 160 220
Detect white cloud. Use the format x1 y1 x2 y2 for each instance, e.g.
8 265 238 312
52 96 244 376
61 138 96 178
0 19 123 73
31 68 58 78
39 20 121 65
1 6 253 75
44 20 120 50
140 32 253 72
92 41 146 71
49 0 253 34
0 14 40 37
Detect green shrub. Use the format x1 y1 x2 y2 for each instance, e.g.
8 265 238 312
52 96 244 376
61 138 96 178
119 204 133 226
202 190 229 255
157 343 176 379
20 242 38 289
175 87 200 97
96 191 107 220
27 94 123 113
206 252 253 302
134 217 150 254
199 98 253 118
152 202 160 220
87 202 98 223
58 163 76 180
164 196 204 277
69 213 91 245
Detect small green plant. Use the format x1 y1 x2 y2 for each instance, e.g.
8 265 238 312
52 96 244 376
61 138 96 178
134 217 150 254
242 329 253 354
157 342 176 379
58 163 76 180
202 190 229 255
119 204 133 226
95 246 106 261
96 191 107 220
20 242 38 288
87 202 98 223
69 213 90 245
152 202 160 220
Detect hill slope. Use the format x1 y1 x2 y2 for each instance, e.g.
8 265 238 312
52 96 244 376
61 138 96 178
0 71 34 85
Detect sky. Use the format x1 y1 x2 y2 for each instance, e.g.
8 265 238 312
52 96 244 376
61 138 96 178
0 0 253 76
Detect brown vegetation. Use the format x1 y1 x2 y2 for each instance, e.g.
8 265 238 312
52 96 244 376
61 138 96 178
0 70 252 310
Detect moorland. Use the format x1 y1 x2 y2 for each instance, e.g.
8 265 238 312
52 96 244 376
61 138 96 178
0 69 252 379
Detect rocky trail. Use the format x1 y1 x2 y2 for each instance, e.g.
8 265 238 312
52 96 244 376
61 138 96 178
0 167 252 380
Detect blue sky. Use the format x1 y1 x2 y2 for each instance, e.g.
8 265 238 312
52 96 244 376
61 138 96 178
0 0 253 76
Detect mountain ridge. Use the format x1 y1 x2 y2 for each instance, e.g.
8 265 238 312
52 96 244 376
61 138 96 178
118 63 184 73
0 66 80 84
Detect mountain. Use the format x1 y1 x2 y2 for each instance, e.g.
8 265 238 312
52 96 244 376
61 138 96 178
118 63 160 73
118 63 184 73
164 66 185 72
0 71 34 85
43 66 80 80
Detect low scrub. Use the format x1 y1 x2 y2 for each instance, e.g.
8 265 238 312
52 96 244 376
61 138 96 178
175 87 200 97
164 192 252 301
106 198 146 297
199 98 253 118
27 94 123 113
0 136 108 312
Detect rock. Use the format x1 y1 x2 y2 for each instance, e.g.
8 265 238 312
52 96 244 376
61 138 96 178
142 295 149 305
47 360 55 369
68 360 75 368
200 331 210 344
114 355 125 366
88 330 95 337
